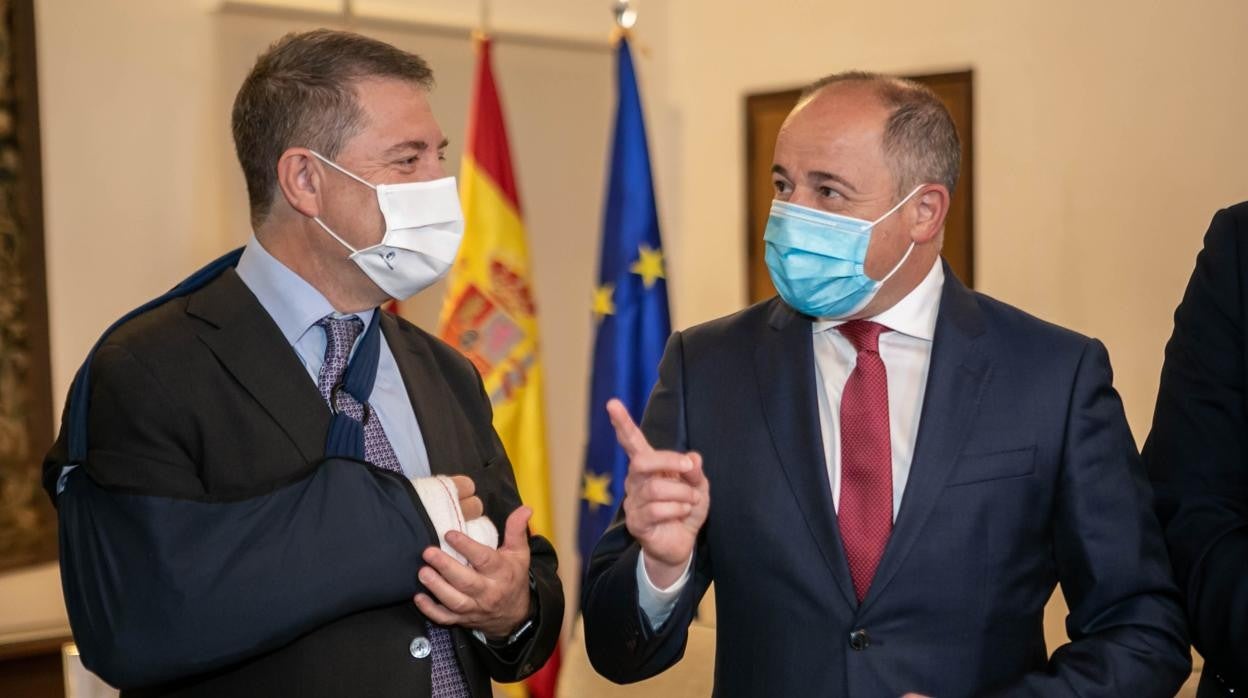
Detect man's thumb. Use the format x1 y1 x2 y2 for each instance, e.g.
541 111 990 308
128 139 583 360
503 506 532 551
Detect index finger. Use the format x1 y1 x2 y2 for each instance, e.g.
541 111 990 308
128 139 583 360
607 398 653 458
444 531 502 571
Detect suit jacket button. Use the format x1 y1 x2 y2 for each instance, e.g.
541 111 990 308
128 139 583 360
410 636 432 659
849 629 870 651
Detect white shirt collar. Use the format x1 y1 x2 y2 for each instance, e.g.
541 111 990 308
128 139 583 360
812 258 944 341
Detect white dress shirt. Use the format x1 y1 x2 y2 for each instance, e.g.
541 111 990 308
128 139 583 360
637 259 946 628
813 258 943 519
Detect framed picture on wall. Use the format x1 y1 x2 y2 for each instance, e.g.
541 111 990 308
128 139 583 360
0 0 56 574
744 70 975 304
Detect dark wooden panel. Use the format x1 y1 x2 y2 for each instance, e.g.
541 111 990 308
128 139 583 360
744 71 975 304
0 0 56 573
916 71 974 288
0 638 67 698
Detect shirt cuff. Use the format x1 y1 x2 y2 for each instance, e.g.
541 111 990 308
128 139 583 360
471 619 533 648
636 553 692 631
56 464 78 495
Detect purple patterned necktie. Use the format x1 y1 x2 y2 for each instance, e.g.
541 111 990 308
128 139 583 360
317 315 470 697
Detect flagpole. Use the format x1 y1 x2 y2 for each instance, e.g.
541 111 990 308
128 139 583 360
341 0 355 30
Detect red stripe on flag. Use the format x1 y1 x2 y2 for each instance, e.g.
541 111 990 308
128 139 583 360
525 642 561 698
465 37 522 213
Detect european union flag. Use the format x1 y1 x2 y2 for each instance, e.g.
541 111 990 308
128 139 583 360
578 37 671 579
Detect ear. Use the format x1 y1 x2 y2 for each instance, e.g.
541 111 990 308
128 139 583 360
909 184 951 244
275 148 323 220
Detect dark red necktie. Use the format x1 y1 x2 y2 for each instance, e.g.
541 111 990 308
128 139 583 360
837 319 893 603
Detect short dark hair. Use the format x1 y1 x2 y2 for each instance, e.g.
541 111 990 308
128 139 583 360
799 71 961 196
231 29 435 227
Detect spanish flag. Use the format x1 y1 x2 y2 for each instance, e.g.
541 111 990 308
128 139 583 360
437 35 559 698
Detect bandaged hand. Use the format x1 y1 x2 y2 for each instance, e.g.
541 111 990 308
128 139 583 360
412 475 497 565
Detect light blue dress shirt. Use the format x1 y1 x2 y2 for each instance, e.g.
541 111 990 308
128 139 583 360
235 235 431 479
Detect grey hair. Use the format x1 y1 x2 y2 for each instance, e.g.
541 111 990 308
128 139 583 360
800 71 961 196
231 29 435 227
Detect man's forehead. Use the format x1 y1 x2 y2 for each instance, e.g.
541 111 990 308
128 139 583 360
787 84 889 134
777 117 882 160
353 78 433 118
350 78 444 148
779 86 887 152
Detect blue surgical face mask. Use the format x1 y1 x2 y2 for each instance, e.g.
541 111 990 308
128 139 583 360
764 186 922 319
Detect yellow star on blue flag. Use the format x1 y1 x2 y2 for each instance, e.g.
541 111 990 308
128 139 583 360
592 283 616 319
581 472 614 511
629 245 665 288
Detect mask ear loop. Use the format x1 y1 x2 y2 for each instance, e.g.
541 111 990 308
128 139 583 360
305 150 378 256
307 150 378 190
878 239 916 284
312 216 361 255
872 185 926 283
870 185 925 226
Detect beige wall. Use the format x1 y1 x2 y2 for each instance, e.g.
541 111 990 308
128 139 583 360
2 0 645 646
646 2 1246 686
5 0 1246 691
658 0 1248 437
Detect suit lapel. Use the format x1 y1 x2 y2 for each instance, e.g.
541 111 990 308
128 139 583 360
380 314 471 475
754 299 858 609
859 264 991 614
186 270 329 464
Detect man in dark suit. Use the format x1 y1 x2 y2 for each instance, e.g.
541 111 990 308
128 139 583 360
1145 202 1248 697
581 72 1190 696
43 30 561 696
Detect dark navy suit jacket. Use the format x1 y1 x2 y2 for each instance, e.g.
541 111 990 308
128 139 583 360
1145 202 1248 697
583 263 1190 697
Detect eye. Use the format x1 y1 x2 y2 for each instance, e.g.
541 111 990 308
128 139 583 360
817 186 842 199
398 156 420 166
772 178 790 194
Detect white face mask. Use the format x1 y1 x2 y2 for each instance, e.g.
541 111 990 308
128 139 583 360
309 150 464 301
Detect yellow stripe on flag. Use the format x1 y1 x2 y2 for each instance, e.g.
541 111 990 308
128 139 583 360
438 36 560 697
439 157 553 541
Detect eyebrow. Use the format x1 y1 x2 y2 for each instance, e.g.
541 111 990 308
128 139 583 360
771 164 860 194
384 138 450 156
